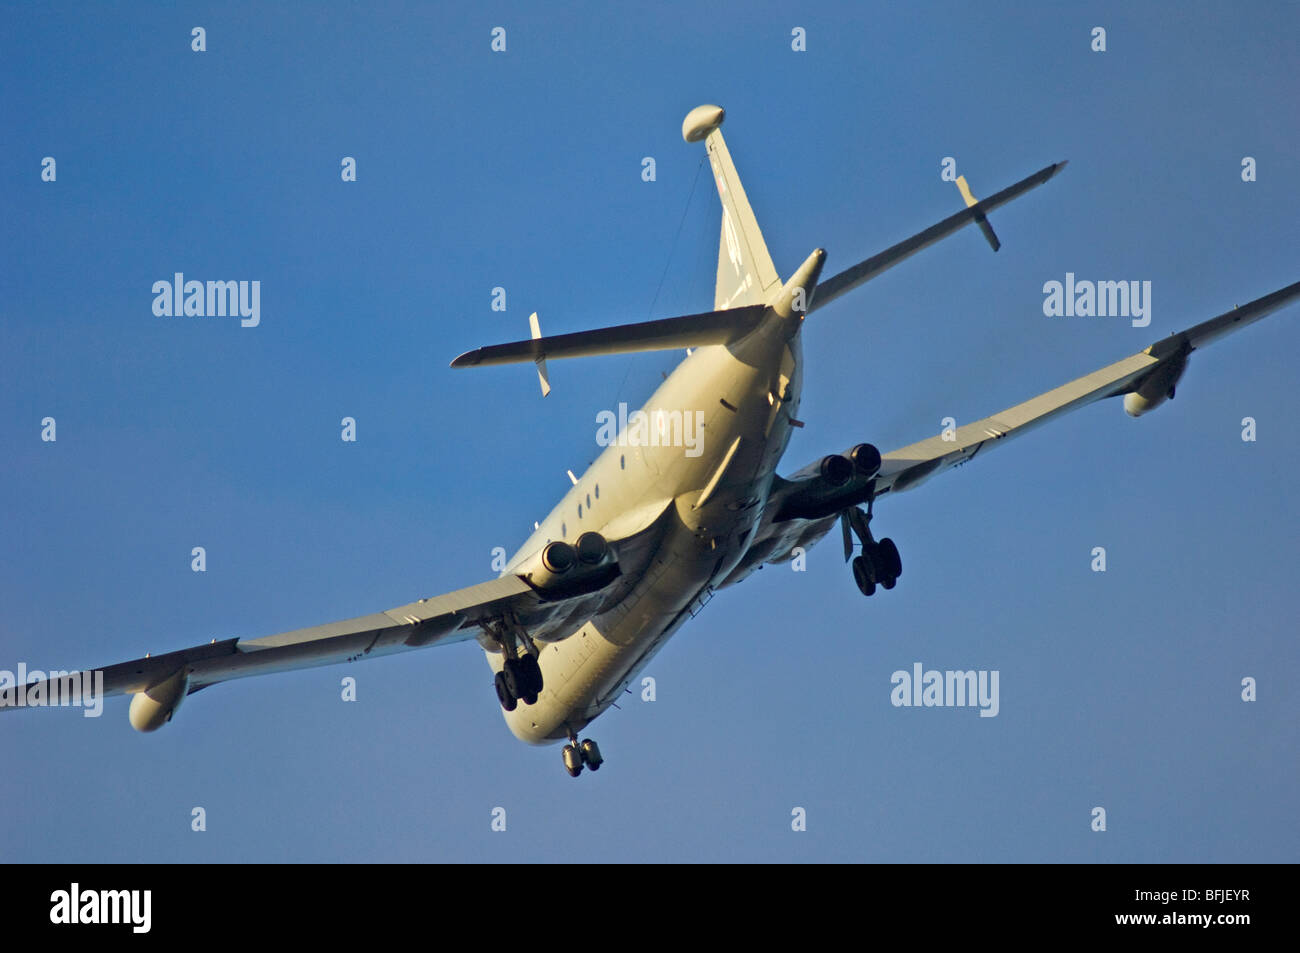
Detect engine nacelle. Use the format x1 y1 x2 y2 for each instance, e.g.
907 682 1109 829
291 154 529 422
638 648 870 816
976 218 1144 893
128 668 189 732
575 531 609 566
1125 353 1187 417
773 446 882 522
850 443 882 478
520 534 618 598
819 454 854 487
540 540 577 575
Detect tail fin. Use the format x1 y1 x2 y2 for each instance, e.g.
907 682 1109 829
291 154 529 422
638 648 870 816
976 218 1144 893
683 105 781 311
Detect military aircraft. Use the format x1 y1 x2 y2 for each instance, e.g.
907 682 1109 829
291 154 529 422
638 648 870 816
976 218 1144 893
6 105 1296 777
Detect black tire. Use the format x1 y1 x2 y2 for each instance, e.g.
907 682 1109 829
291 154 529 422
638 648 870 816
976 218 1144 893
879 538 901 578
851 555 867 588
494 671 517 712
881 576 896 590
852 555 876 596
503 658 525 698
518 653 544 696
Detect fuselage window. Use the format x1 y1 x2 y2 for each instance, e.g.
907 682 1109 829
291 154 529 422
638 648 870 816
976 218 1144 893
620 455 625 470
578 504 583 519
586 493 591 508
595 484 600 499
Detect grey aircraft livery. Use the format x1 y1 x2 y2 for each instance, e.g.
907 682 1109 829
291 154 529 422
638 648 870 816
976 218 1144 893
6 105 1297 777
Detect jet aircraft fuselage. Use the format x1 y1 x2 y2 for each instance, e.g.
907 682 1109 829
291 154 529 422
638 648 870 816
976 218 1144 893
497 302 807 742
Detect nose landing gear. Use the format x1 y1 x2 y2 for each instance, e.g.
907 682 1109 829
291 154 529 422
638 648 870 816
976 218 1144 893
562 728 603 778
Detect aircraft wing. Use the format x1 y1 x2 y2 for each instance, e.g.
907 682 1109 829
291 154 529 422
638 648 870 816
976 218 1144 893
725 278 1300 583
1 553 631 721
872 278 1300 495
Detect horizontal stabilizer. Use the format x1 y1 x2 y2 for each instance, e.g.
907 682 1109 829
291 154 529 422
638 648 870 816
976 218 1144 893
812 161 1067 313
451 304 767 368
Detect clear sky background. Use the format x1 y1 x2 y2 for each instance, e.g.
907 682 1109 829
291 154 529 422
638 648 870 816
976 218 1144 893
2 1 1296 863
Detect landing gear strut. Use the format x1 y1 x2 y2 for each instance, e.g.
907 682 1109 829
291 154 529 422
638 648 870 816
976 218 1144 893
842 487 902 597
562 727 603 778
489 616 544 711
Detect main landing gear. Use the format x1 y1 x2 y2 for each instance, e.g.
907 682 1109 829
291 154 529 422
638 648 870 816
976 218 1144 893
842 488 902 597
489 617 543 712
562 728 603 778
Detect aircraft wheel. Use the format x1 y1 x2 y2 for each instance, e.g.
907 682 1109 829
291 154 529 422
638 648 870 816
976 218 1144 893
562 744 584 778
852 556 876 597
879 538 902 578
518 653 543 696
881 576 896 590
580 738 603 771
495 671 517 712
503 658 525 698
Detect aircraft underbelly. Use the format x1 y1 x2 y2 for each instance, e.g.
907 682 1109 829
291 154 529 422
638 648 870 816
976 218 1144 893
501 332 801 745
504 422 781 744
503 512 725 743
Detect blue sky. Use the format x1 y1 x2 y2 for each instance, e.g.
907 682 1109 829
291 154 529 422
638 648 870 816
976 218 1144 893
2 1 1296 862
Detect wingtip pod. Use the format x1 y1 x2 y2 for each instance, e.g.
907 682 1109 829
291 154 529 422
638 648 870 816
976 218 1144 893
682 104 725 142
